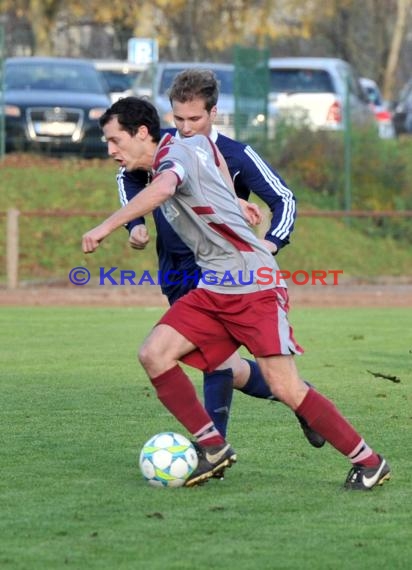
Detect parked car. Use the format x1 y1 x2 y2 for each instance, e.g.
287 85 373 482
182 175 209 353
392 78 412 136
267 57 375 132
359 77 395 139
93 60 146 103
3 56 112 157
132 61 239 138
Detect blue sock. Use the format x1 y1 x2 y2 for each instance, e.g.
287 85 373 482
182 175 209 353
242 362 315 406
203 368 234 438
241 359 277 399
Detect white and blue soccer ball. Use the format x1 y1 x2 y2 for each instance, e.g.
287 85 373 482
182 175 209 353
139 432 198 488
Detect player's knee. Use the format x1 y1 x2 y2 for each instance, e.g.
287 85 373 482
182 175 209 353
267 381 287 402
267 377 308 409
232 367 249 389
138 340 173 377
138 342 157 370
231 359 251 388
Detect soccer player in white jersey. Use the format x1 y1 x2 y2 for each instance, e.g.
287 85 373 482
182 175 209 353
82 98 390 490
118 70 325 449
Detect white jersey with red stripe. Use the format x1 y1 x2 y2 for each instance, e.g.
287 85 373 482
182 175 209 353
153 133 285 294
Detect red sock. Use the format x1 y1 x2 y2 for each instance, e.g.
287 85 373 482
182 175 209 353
296 388 380 464
151 365 224 445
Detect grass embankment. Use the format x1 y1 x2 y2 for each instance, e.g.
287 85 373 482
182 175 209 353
0 154 411 282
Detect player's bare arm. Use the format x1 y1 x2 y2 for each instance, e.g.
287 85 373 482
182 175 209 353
82 171 177 254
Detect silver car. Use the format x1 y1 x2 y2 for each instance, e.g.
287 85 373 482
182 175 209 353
93 60 146 103
133 61 237 138
359 77 395 139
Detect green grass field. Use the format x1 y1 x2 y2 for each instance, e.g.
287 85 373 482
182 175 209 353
1 306 411 569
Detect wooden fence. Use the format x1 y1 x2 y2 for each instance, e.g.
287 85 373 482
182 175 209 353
2 208 412 289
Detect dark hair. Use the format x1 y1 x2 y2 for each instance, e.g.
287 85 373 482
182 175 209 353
99 96 161 142
168 69 219 112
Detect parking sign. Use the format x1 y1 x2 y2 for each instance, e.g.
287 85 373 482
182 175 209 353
128 38 158 66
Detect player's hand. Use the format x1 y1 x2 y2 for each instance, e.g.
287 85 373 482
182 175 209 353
239 199 263 226
260 239 278 255
82 225 108 253
129 224 149 250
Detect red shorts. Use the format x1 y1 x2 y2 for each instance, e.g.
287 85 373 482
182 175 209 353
158 287 304 372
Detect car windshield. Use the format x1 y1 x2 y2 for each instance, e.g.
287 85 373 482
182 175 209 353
269 68 334 94
159 68 234 96
99 69 140 92
5 62 107 94
363 85 382 106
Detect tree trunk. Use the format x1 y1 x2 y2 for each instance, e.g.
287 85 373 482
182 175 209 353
382 0 411 100
30 0 54 55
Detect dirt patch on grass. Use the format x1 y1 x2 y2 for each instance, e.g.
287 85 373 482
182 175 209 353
1 279 412 308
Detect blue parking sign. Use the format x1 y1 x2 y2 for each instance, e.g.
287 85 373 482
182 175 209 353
128 38 158 65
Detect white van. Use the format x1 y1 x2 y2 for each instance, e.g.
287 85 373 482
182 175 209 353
268 57 375 131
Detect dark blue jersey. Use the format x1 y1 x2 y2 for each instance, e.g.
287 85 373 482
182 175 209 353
117 127 296 304
213 132 296 248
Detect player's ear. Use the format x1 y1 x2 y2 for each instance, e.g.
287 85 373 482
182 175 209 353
210 106 217 120
137 125 149 139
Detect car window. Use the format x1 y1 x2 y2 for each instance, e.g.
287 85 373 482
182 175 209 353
99 69 140 92
363 85 382 106
134 67 154 92
5 63 107 94
269 68 334 94
159 69 185 95
213 69 234 95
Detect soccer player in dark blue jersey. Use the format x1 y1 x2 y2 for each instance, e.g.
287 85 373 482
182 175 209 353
114 69 324 448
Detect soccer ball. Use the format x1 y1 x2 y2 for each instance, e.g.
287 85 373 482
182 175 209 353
139 432 198 488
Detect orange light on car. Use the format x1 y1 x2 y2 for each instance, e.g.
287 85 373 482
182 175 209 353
88 108 107 120
5 105 21 117
375 109 392 122
326 101 342 125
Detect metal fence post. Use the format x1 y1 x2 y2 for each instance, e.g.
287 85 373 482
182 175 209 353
7 208 20 289
343 74 352 222
0 23 4 159
234 45 270 141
